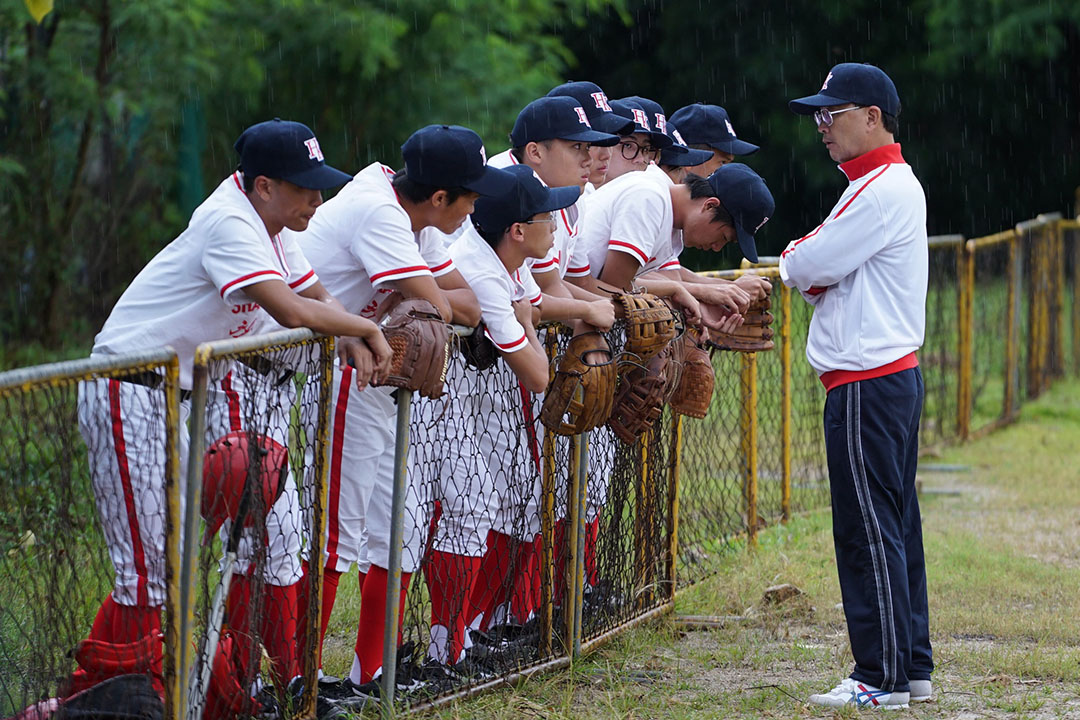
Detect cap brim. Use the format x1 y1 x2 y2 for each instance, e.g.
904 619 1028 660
660 146 714 167
788 93 849 115
648 132 674 150
709 139 760 156
561 129 621 146
462 165 515 196
285 164 355 190
592 113 636 136
736 224 759 264
537 185 582 214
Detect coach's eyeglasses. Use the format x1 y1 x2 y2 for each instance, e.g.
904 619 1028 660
619 140 658 161
813 105 865 127
521 212 558 229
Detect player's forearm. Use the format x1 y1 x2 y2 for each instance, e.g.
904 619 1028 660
443 287 482 327
538 294 595 323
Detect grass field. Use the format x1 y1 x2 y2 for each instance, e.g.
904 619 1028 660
404 375 1080 719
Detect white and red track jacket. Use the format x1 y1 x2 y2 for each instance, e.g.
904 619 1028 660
779 143 928 390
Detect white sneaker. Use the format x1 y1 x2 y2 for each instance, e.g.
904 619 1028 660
909 679 932 702
808 677 910 709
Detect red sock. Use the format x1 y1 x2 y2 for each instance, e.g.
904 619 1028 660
296 563 341 669
510 535 542 622
353 566 411 683
464 530 515 632
261 583 299 687
584 517 600 586
224 575 258 684
553 519 568 604
426 550 481 664
65 595 162 697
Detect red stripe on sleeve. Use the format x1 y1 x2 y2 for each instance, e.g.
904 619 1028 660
219 270 284 298
429 259 453 274
369 265 430 283
288 269 316 289
609 240 649 264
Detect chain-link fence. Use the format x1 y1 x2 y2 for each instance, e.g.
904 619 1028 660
3 215 1078 719
0 350 182 719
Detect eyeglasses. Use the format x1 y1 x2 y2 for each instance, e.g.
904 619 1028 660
521 212 558 228
619 140 658 161
813 106 865 127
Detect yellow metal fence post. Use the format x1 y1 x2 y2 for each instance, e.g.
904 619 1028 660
162 355 182 720
780 283 792 523
740 353 759 545
539 329 559 658
958 242 974 440
1005 235 1018 419
666 415 683 598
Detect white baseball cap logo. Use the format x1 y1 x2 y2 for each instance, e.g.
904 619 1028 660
654 113 667 135
591 92 613 112
672 129 687 146
573 106 592 127
631 108 650 130
754 216 770 233
821 71 834 91
725 119 737 137
480 145 487 164
304 137 324 162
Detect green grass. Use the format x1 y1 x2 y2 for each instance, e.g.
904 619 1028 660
407 375 1080 719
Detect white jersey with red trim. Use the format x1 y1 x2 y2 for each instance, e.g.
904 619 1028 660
488 149 591 280
779 143 927 377
449 226 535 352
299 162 454 320
576 168 683 280
91 171 317 388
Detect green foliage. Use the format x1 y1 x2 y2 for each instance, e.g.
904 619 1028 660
0 0 627 349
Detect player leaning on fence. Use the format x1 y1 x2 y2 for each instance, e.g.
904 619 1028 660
779 63 932 710
293 124 504 702
67 120 392 711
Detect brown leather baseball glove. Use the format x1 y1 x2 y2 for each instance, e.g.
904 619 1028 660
377 297 451 398
607 350 672 445
614 291 677 363
704 296 775 353
540 332 617 436
669 330 715 419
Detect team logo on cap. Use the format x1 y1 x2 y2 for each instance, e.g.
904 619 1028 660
821 71 834 91
725 119 737 137
631 109 650 131
573 106 592 127
654 113 667 136
480 145 487 164
754 216 770 233
304 138 324 162
672 129 687 147
591 92 613 112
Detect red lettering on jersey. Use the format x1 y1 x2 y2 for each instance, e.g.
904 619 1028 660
591 92 612 112
631 109 650 130
304 138 324 162
574 107 591 127
229 320 253 338
231 302 262 314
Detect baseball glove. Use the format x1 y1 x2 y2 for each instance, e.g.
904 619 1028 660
607 351 671 445
614 292 677 363
669 331 715 418
377 298 451 398
460 322 499 371
540 332 617 435
704 296 775 353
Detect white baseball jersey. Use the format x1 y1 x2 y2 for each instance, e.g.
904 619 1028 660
299 162 456 320
487 149 592 280
92 171 318 388
779 143 927 386
576 169 683 280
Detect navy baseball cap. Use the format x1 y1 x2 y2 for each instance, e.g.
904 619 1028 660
617 96 676 150
669 104 760 155
472 165 581 237
546 81 635 136
510 96 620 148
789 63 901 117
659 121 714 167
706 164 774 263
401 125 511 196
235 118 352 190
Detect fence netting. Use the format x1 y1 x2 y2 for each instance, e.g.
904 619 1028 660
921 239 963 448
183 336 330 720
0 352 179 719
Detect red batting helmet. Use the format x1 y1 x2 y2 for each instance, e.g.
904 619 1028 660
201 431 288 537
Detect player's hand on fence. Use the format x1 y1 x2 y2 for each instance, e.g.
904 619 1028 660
670 284 702 327
367 331 394 384
733 274 772 301
513 299 536 329
584 299 616 331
